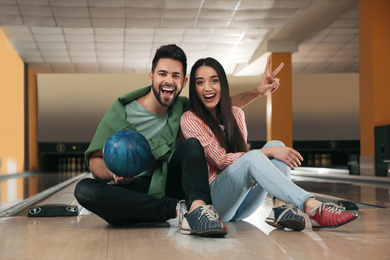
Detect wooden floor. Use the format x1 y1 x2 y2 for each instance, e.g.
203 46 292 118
1 170 390 260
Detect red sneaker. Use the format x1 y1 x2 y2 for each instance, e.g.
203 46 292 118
309 203 358 228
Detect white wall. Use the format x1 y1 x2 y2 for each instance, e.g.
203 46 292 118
37 73 359 142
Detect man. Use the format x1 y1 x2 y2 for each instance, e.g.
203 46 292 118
74 44 280 237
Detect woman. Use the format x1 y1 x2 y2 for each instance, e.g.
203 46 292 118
180 57 358 231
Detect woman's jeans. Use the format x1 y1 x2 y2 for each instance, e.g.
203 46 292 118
210 140 313 222
74 138 211 226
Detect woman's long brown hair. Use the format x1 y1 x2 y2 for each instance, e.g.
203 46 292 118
189 57 248 153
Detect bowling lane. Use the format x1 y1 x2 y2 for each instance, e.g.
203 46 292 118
1 167 390 260
2 167 389 217
292 168 390 208
293 178 390 208
0 171 85 214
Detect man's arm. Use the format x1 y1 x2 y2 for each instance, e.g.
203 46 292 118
89 150 133 184
231 58 284 108
89 150 114 180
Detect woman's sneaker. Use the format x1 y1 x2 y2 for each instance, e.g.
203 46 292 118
265 204 306 231
309 202 359 228
181 205 228 237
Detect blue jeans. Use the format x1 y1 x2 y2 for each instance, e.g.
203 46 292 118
210 140 313 222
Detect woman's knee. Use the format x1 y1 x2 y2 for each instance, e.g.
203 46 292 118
245 150 286 170
245 149 266 160
240 150 271 169
263 140 285 148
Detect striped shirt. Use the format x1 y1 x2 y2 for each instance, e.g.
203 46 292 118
180 106 248 183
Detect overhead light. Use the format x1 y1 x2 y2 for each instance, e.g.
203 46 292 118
234 52 271 76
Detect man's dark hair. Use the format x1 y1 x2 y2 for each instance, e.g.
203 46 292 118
151 44 187 76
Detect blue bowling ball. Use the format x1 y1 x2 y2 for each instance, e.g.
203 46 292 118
103 130 151 178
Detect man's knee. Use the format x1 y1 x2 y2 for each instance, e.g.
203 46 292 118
74 178 100 204
181 138 204 155
182 137 202 149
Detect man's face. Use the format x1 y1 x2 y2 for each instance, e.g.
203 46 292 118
149 58 187 107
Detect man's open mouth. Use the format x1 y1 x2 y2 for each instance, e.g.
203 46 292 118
161 87 175 99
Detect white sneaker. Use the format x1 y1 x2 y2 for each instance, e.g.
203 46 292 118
176 200 188 227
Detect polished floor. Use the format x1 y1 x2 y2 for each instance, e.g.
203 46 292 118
0 171 82 213
1 168 390 260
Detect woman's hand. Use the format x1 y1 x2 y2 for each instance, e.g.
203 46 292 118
260 146 303 169
256 58 284 96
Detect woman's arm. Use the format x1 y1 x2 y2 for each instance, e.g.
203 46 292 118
230 58 284 108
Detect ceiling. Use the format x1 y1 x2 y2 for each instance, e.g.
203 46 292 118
0 0 359 75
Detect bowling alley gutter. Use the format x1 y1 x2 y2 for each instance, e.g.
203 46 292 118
0 173 88 217
0 171 36 181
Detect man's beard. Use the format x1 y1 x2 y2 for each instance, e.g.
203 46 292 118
152 81 182 107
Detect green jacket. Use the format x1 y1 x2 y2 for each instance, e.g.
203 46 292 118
85 85 188 199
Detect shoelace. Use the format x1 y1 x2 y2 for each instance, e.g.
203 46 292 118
275 204 298 224
318 203 345 216
180 202 187 213
198 205 219 221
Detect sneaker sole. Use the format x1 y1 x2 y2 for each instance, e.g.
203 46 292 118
266 218 305 231
265 218 284 229
311 215 359 229
278 219 306 231
181 228 228 237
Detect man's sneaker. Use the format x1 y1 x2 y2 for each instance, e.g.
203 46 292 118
176 200 188 227
181 205 228 237
309 202 359 228
265 204 306 231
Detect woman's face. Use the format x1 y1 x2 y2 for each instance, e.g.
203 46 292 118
194 65 221 116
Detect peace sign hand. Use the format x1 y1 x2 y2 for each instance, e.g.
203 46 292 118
256 57 284 96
